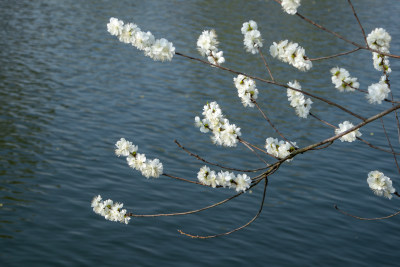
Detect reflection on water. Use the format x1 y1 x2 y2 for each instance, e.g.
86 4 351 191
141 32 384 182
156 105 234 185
1 0 400 266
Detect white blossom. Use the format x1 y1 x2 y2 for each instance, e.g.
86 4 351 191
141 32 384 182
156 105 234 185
146 38 175 62
287 81 312 118
265 137 297 161
116 138 163 178
195 101 241 147
141 158 163 178
115 138 138 157
270 40 312 71
330 67 360 92
91 195 131 224
197 166 251 192
233 74 259 108
367 78 390 104
367 28 391 52
281 0 301 15
242 21 263 54
107 17 175 62
234 174 251 192
335 121 361 142
197 30 219 56
367 171 396 199
372 52 391 73
107 17 124 36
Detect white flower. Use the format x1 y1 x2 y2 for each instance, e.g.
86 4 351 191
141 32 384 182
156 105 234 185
107 17 124 36
91 195 131 224
367 171 396 199
141 158 163 178
367 79 390 104
234 174 251 192
270 40 311 71
115 138 138 157
197 30 225 66
287 81 312 118
196 101 241 147
367 28 391 52
233 75 259 108
242 21 263 54
372 52 391 73
119 23 140 44
217 171 235 188
335 121 361 142
265 137 297 161
330 67 359 92
197 30 219 57
107 18 175 62
281 0 301 15
146 38 175 62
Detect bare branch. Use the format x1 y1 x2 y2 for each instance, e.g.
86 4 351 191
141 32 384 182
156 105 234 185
335 204 400 220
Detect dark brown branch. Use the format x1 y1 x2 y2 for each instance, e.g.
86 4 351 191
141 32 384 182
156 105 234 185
335 204 400 220
178 177 269 238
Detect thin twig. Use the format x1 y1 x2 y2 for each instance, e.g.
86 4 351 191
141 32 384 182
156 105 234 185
178 177 269 238
127 180 262 218
380 118 400 174
310 48 361 61
239 138 270 165
253 100 291 143
347 0 368 47
174 140 268 172
257 47 274 81
335 205 400 220
162 173 206 186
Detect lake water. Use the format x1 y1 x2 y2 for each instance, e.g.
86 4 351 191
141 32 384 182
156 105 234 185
1 0 400 266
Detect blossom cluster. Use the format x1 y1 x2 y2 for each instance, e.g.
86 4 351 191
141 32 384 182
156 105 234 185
197 165 251 192
233 74 259 107
241 20 263 54
107 17 175 62
367 76 390 104
270 40 312 71
265 137 297 162
367 171 396 199
330 67 359 92
281 0 301 15
367 28 392 73
91 195 131 224
195 102 241 147
197 30 225 66
335 121 361 142
115 138 163 178
287 81 312 118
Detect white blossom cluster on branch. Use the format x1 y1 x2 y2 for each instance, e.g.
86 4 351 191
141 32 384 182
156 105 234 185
91 195 130 224
233 74 259 108
367 76 390 104
270 40 312 71
287 80 312 118
241 20 263 54
335 121 361 142
197 165 251 192
265 137 297 162
330 67 359 92
115 138 163 178
281 0 301 15
107 17 175 62
367 28 392 73
367 171 396 199
197 29 225 66
195 102 241 147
